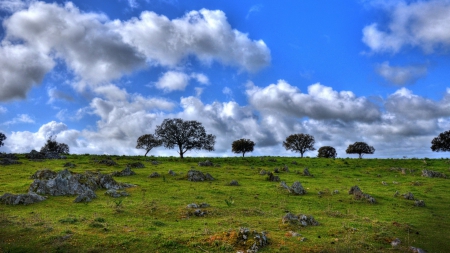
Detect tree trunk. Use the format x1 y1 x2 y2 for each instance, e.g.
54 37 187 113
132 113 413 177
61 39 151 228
242 153 245 157
300 152 304 158
144 149 150 157
179 145 184 159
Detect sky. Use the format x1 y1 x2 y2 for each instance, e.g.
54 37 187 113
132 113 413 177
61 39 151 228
1 0 450 158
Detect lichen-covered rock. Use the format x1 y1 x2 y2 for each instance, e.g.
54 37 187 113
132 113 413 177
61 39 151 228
30 169 57 180
266 172 280 182
187 170 215 181
229 180 239 186
0 192 47 205
198 160 213 167
349 185 376 204
303 168 312 176
104 189 130 198
290 181 306 195
236 228 269 253
414 200 425 207
282 212 319 226
148 172 161 178
111 167 136 177
403 192 415 200
127 162 145 168
422 169 447 178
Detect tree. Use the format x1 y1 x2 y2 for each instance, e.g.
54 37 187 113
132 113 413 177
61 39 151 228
231 138 255 157
431 130 450 152
283 133 316 158
0 132 6 147
345 142 374 158
40 136 70 154
155 118 215 159
136 134 162 156
317 146 337 158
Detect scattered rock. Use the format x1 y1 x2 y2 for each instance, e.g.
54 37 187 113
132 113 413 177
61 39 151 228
414 200 425 207
266 172 280 182
187 170 215 182
26 150 46 160
332 190 339 194
394 191 400 197
73 190 96 203
259 169 267 175
229 180 239 186
282 164 289 172
422 169 447 178
30 169 57 180
391 238 401 248
104 189 130 198
193 209 207 217
280 181 290 190
127 162 145 168
348 185 376 204
0 192 47 205
168 170 177 176
198 160 213 167
303 168 313 177
151 160 159 165
409 246 427 253
63 162 76 168
282 212 319 226
0 153 21 165
187 203 198 208
403 192 415 200
273 168 280 173
148 172 161 178
236 228 269 253
97 158 118 166
0 153 18 160
111 167 136 177
290 181 306 195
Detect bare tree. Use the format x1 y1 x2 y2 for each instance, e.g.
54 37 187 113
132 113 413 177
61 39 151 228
155 118 215 159
345 142 374 158
136 134 162 156
317 146 337 158
0 132 6 147
231 138 255 157
431 130 450 152
283 133 316 158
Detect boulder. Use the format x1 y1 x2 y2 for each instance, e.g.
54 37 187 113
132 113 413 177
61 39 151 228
280 181 290 190
111 167 136 177
282 164 289 172
0 192 47 205
282 212 319 226
148 172 161 178
303 168 313 176
409 246 427 253
198 160 213 167
26 150 46 160
127 162 145 168
403 192 415 200
290 181 306 195
229 180 239 186
97 159 118 166
236 228 269 253
30 169 57 180
168 170 177 176
104 189 130 198
422 169 447 178
187 170 215 182
348 185 376 204
414 200 425 207
73 190 96 203
266 172 280 182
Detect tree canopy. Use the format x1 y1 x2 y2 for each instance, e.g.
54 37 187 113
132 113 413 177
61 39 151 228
283 133 316 158
431 130 450 152
0 132 6 147
40 136 69 154
136 134 162 156
345 142 374 158
231 138 255 157
155 118 215 158
317 146 337 158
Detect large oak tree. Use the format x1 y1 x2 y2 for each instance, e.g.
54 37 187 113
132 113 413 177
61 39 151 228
283 133 315 158
155 118 215 159
136 134 162 156
317 146 337 158
0 132 6 147
431 130 450 152
231 138 255 157
345 142 374 158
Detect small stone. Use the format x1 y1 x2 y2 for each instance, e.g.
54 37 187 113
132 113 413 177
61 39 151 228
148 172 160 178
186 203 198 208
229 180 239 186
290 181 306 195
414 200 425 207
403 192 415 200
168 170 176 176
391 238 401 248
303 168 312 176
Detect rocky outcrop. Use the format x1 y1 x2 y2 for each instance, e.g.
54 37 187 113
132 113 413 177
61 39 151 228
236 228 269 253
105 189 130 198
266 172 280 182
111 167 136 177
422 169 447 178
187 170 215 181
280 181 306 195
348 185 376 204
0 192 47 205
282 212 319 226
198 160 213 167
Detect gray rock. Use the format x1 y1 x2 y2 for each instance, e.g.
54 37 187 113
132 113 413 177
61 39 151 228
349 185 376 204
303 168 312 176
148 172 161 178
151 160 159 165
259 169 267 175
0 158 21 165
266 172 280 182
282 212 319 226
193 209 207 217
73 190 96 203
391 238 401 248
403 192 415 200
168 170 176 176
111 167 136 177
0 192 47 205
187 170 215 182
105 189 130 198
30 169 57 180
422 169 447 178
282 164 289 172
280 181 290 190
229 180 239 186
236 227 269 253
199 202 210 208
290 181 306 195
127 162 145 168
186 203 199 208
414 200 425 207
198 160 213 167
409 246 427 253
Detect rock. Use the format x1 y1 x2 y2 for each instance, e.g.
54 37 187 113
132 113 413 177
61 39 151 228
198 160 213 167
148 172 161 178
167 170 176 176
98 159 117 166
282 164 289 172
127 162 145 168
199 202 210 208
187 170 215 182
111 167 136 177
391 238 401 248
266 172 280 182
291 161 298 165
187 202 210 208
151 160 159 165
348 185 362 195
409 246 427 253
0 157 21 165
193 209 207 217
236 228 269 253
333 190 339 194
73 190 96 203
273 168 280 173
422 169 447 178
105 189 130 198
0 192 47 205
26 150 46 160
414 200 425 207
28 169 132 203
259 169 267 175
229 180 239 186
186 203 198 208
403 192 415 200
290 181 306 195
349 185 376 204
282 212 319 226
280 181 290 190
63 162 76 168
303 168 312 176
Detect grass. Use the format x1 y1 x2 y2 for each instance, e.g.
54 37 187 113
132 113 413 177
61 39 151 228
1 155 449 252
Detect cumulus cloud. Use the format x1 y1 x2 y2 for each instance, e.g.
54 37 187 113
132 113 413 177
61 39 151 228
3 114 35 125
190 73 209 85
47 87 74 103
363 0 450 53
375 61 427 85
111 8 271 71
246 80 381 123
155 71 190 92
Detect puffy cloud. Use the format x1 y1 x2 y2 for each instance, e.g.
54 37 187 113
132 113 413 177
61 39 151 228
363 1 450 53
0 0 27 12
0 43 55 101
190 73 209 85
3 114 35 125
111 8 271 72
155 71 190 92
246 80 381 123
375 61 427 85
0 106 7 114
47 87 74 103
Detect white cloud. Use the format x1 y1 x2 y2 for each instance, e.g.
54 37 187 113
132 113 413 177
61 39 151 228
47 87 74 103
3 114 35 125
191 73 209 85
375 61 427 85
0 106 7 114
155 71 190 92
246 4 263 19
246 80 381 123
0 0 27 12
112 8 271 72
363 0 450 53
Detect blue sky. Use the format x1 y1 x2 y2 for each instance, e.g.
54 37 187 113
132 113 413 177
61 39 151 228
1 0 450 158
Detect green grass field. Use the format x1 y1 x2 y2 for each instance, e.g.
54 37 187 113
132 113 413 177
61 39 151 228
1 155 449 252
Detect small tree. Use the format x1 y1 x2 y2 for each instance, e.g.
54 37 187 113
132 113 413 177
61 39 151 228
40 136 70 154
345 142 374 159
431 130 450 152
136 134 162 156
317 146 337 158
283 133 316 158
231 138 255 157
155 118 215 159
0 132 6 147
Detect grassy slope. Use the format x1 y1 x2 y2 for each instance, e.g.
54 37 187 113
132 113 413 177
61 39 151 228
0 155 449 252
